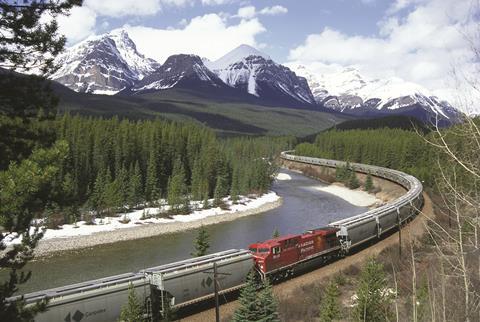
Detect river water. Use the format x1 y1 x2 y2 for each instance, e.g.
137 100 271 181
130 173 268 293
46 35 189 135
17 169 367 294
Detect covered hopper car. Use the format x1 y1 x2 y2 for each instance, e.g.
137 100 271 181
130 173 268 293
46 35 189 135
7 151 423 321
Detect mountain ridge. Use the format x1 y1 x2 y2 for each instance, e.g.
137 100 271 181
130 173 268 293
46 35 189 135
50 30 460 123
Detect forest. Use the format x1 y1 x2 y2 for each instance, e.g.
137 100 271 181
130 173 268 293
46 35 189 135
295 127 436 186
21 114 295 226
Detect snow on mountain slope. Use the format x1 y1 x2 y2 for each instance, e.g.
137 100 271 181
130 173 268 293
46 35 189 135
291 65 460 120
205 44 271 71
208 45 315 105
51 30 160 94
131 54 227 93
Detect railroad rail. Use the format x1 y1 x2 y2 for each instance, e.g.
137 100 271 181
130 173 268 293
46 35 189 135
7 152 423 322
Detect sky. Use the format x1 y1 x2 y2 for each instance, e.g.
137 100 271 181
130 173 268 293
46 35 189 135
56 0 479 111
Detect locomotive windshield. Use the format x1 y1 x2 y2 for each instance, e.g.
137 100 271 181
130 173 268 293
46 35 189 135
249 248 257 253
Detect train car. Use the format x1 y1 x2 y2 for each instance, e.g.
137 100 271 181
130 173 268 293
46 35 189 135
144 249 253 312
249 227 340 280
8 250 253 322
13 272 147 322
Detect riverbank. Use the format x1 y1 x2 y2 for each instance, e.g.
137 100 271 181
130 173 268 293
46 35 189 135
33 193 283 257
314 183 382 208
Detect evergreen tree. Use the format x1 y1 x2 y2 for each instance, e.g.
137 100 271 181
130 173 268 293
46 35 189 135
352 258 392 322
145 151 159 204
364 173 374 192
191 226 210 257
0 141 69 320
167 158 187 213
232 272 260 322
230 166 240 204
127 162 143 209
213 174 228 207
319 280 341 322
119 283 144 322
347 171 360 189
257 278 280 322
190 159 203 201
89 168 107 214
272 228 280 238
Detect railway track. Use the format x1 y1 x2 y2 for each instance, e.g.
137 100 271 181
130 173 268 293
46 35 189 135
7 152 424 322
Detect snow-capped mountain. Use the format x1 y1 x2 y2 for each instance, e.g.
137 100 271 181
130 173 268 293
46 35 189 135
51 30 160 94
206 45 316 106
130 54 228 93
292 65 460 122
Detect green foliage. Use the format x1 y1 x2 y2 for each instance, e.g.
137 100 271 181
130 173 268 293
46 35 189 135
319 280 341 322
191 226 210 257
0 141 68 320
232 272 261 322
257 278 280 322
352 258 392 322
167 158 187 213
233 274 280 322
119 283 144 322
127 162 143 209
295 128 436 186
364 173 374 192
51 115 287 217
347 171 360 189
272 228 280 238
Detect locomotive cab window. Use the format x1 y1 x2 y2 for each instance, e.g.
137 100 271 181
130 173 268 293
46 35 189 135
272 246 281 255
249 248 257 253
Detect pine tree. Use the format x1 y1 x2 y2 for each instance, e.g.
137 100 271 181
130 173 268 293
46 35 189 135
230 166 240 204
352 258 392 322
364 173 374 192
348 171 360 189
213 174 228 207
257 278 280 322
119 283 144 322
191 226 210 257
145 151 159 204
190 159 203 201
272 228 280 238
128 162 143 209
232 272 261 322
89 168 107 214
167 158 187 213
319 280 341 322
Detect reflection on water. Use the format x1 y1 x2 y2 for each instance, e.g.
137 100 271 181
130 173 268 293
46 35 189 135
17 169 367 294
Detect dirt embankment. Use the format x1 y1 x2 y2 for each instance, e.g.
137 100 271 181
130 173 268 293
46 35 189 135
282 160 407 203
184 193 433 322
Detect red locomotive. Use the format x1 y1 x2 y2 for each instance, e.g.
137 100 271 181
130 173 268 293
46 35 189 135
249 227 341 280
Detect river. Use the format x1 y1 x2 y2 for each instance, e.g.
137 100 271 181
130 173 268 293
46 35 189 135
17 169 368 294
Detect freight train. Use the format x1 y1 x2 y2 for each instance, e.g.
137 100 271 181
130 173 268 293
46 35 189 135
7 152 423 322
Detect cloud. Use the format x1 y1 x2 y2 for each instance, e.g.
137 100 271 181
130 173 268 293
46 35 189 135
236 5 288 19
201 0 233 5
259 5 288 16
84 0 163 17
237 6 256 19
124 13 266 63
57 6 97 44
288 0 479 110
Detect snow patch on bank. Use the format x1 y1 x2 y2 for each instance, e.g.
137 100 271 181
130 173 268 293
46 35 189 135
3 192 280 244
275 173 292 181
315 185 380 207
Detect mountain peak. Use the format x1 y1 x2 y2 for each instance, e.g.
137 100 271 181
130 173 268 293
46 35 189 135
50 29 159 94
206 44 271 70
